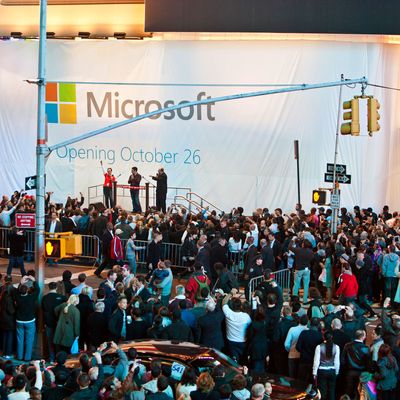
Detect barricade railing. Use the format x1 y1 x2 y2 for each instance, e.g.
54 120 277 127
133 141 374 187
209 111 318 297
0 227 35 255
228 251 243 277
79 235 100 265
0 227 99 266
248 268 291 302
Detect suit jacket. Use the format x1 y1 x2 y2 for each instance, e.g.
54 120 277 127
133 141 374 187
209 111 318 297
152 172 168 194
197 310 225 350
90 215 108 238
244 244 258 275
108 308 127 342
45 220 63 233
195 247 211 275
161 319 193 342
101 230 114 257
261 245 275 269
270 240 283 269
147 240 162 268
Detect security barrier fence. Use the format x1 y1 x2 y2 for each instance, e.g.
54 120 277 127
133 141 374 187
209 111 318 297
0 227 249 277
248 268 291 302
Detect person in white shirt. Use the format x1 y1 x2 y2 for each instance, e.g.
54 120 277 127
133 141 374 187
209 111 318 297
8 360 42 400
312 332 340 400
222 288 252 363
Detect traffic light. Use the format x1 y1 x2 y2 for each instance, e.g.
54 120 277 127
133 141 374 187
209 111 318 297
312 190 326 205
367 97 380 134
45 238 68 258
341 98 360 136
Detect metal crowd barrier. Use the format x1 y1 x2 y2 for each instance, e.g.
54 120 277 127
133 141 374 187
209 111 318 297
248 268 292 302
0 227 100 266
120 239 184 269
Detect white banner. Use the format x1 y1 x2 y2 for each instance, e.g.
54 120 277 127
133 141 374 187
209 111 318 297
1 40 400 212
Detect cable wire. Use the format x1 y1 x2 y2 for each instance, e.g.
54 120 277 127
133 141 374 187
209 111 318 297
368 83 400 92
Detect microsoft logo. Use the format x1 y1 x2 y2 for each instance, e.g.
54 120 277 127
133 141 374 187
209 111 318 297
45 82 77 124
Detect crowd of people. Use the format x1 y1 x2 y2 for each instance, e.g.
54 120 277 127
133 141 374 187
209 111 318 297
1 187 400 399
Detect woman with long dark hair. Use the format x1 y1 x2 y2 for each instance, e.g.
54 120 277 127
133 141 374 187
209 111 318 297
375 344 398 400
312 332 340 400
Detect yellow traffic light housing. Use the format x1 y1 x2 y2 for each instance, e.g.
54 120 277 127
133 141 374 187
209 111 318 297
341 98 360 136
312 190 326 205
368 97 380 134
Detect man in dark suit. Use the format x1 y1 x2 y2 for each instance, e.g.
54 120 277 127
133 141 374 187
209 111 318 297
89 210 108 239
87 302 108 347
94 222 114 277
260 239 275 270
60 210 78 233
195 239 211 276
46 212 63 233
268 232 283 270
108 296 128 342
151 168 168 213
146 233 163 277
197 299 225 350
161 309 193 341
210 237 229 282
135 275 151 303
244 236 257 276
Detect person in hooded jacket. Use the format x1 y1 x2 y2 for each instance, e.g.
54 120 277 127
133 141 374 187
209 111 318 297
382 245 399 306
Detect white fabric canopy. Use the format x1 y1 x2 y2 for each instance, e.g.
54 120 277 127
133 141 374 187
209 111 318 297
1 39 399 213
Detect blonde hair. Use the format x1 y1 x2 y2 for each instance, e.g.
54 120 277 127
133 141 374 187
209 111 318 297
64 294 79 313
196 372 215 393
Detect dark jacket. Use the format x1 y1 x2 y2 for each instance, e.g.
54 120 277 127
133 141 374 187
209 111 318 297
273 316 297 351
296 329 323 364
147 240 162 268
342 340 371 371
216 270 239 294
261 245 275 269
108 308 127 342
195 247 211 275
42 292 67 328
15 283 39 322
0 285 17 330
8 231 26 256
87 311 108 347
101 230 114 257
197 310 225 350
152 172 168 194
190 390 220 400
90 215 108 238
247 319 269 359
161 319 194 342
68 364 104 400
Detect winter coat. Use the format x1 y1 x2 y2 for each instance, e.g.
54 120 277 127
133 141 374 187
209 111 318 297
376 356 399 390
53 303 80 347
382 253 399 278
0 286 16 330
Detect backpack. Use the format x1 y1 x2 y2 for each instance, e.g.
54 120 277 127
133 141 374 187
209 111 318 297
193 276 210 302
110 236 124 260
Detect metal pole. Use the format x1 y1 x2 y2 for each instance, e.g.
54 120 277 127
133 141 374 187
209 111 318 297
331 75 344 236
34 0 47 357
35 0 47 295
294 140 301 205
145 183 149 211
48 78 368 152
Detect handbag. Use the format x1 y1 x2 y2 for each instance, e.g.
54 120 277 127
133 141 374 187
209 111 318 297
70 337 79 354
318 269 327 283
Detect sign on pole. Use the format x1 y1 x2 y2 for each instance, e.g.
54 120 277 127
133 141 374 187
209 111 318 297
15 213 36 228
326 163 347 174
330 194 340 209
324 173 351 184
25 175 37 190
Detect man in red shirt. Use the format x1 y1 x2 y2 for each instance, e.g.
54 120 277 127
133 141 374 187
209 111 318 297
336 263 359 304
101 160 116 208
